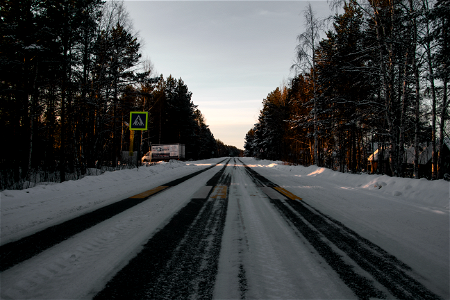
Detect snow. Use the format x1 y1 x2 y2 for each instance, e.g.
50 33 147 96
1 158 225 299
1 159 211 245
244 158 449 299
214 162 355 299
248 159 449 210
1 157 448 299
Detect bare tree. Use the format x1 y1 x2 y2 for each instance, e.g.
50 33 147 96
291 3 325 166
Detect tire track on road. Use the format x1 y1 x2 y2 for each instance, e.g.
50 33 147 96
0 160 225 271
213 159 250 300
1 214 152 299
94 159 232 299
239 159 442 300
286 199 440 300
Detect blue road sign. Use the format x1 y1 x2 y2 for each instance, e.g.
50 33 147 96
130 112 148 130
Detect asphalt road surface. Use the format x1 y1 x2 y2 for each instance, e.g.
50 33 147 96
1 158 443 300
95 158 442 300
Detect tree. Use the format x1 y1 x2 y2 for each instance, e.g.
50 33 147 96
259 87 289 160
216 140 242 157
138 75 216 161
244 128 256 157
316 1 378 172
0 0 41 185
194 109 217 159
244 0 444 179
286 75 315 165
428 0 449 178
0 0 105 185
292 3 325 166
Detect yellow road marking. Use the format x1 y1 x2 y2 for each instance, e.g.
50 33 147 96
129 186 169 199
211 186 228 199
273 187 302 201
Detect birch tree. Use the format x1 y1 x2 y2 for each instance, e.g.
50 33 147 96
292 3 325 166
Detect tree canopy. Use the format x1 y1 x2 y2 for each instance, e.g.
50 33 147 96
245 0 449 179
0 0 232 189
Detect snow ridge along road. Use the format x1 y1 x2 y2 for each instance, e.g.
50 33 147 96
239 159 442 300
0 159 226 271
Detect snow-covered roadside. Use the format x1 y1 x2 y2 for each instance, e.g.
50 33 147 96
0 158 223 245
1 159 226 299
240 157 449 299
244 158 449 210
1 157 448 299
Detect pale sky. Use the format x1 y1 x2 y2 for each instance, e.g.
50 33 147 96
123 1 334 149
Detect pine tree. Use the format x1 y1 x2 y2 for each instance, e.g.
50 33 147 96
428 0 450 178
316 1 374 172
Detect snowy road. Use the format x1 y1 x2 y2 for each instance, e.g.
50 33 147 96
1 157 448 299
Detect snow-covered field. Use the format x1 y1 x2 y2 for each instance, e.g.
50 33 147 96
1 157 448 299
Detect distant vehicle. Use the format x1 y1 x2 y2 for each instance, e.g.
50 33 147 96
142 144 185 162
142 152 152 162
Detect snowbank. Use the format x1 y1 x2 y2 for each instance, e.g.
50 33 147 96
0 158 221 245
247 160 449 210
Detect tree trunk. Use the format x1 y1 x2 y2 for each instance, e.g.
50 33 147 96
438 79 448 178
60 85 66 182
372 4 397 176
423 0 438 179
437 10 449 179
28 60 39 178
399 51 409 178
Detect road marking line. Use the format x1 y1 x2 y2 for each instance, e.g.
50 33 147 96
129 186 169 199
211 186 227 199
273 187 302 201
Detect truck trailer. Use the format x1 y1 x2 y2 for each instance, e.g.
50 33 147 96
142 144 185 162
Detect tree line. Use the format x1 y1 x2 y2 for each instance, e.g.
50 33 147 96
245 0 449 180
0 0 234 189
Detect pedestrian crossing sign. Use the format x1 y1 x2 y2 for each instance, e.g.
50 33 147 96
129 111 148 130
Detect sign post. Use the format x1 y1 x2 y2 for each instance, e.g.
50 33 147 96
129 130 134 156
129 112 148 165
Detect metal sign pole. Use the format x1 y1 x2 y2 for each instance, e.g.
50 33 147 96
137 131 142 167
129 130 134 157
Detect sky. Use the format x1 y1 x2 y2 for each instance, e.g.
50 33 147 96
122 1 335 149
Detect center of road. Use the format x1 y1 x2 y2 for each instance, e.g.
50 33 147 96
211 186 228 199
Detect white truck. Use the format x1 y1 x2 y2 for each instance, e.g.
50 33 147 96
142 144 185 162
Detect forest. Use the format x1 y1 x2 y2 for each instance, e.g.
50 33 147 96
0 0 240 190
244 0 449 180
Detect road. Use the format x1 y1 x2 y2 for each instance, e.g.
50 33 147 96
0 158 445 299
